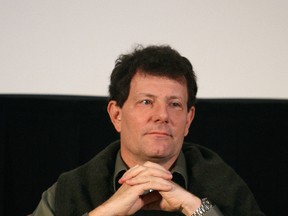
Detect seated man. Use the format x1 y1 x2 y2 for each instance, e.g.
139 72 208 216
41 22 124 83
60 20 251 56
32 45 264 216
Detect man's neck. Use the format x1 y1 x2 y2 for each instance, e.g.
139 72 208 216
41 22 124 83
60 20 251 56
120 150 179 170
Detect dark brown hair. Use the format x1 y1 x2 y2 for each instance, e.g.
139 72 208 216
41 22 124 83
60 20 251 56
109 45 198 109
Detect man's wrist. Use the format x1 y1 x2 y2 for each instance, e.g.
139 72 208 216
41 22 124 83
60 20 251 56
88 203 114 216
180 195 202 216
191 198 213 216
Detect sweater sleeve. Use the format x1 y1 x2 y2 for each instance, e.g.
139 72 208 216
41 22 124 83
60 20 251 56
32 182 90 216
183 143 265 216
32 183 57 216
206 206 224 216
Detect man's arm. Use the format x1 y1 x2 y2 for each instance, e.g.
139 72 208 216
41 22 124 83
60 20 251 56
31 183 89 216
32 183 56 216
32 163 224 216
89 161 224 216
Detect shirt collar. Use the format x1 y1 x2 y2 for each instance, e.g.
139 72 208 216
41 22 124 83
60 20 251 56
113 151 188 191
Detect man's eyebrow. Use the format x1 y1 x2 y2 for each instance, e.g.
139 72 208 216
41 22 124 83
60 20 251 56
169 95 183 100
136 93 183 100
136 93 156 98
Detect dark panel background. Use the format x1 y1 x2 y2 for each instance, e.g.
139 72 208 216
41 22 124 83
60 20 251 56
0 95 287 215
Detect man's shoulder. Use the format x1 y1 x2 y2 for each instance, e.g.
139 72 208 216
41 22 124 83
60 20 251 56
54 143 119 214
58 141 120 182
182 142 225 166
182 142 220 156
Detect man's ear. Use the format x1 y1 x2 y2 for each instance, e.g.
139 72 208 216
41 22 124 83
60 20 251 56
107 100 122 133
184 106 195 137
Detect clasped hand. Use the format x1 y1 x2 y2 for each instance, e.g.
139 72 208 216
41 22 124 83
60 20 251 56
90 161 201 216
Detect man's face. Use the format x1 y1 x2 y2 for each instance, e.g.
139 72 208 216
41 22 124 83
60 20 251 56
108 71 195 167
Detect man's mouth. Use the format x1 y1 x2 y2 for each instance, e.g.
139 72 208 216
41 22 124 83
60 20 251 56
146 131 172 137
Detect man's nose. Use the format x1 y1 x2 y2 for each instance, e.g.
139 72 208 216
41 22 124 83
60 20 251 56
153 103 169 123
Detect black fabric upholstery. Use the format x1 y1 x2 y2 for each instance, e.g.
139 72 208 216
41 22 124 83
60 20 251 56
0 95 287 216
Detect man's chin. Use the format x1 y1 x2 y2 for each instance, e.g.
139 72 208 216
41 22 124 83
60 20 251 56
143 148 171 160
141 139 176 158
144 137 172 146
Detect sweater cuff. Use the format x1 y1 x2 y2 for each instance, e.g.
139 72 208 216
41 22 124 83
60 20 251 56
205 205 224 216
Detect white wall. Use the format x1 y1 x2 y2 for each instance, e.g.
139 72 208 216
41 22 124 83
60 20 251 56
1 0 287 99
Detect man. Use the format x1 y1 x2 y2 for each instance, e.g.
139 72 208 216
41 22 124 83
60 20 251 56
32 45 264 216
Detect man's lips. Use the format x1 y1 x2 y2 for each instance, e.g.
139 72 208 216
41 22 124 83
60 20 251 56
145 131 172 137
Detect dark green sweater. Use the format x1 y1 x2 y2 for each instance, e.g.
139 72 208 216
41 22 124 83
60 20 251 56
55 141 264 216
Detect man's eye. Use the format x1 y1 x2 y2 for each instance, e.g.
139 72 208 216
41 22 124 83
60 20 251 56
141 100 152 105
171 102 181 108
